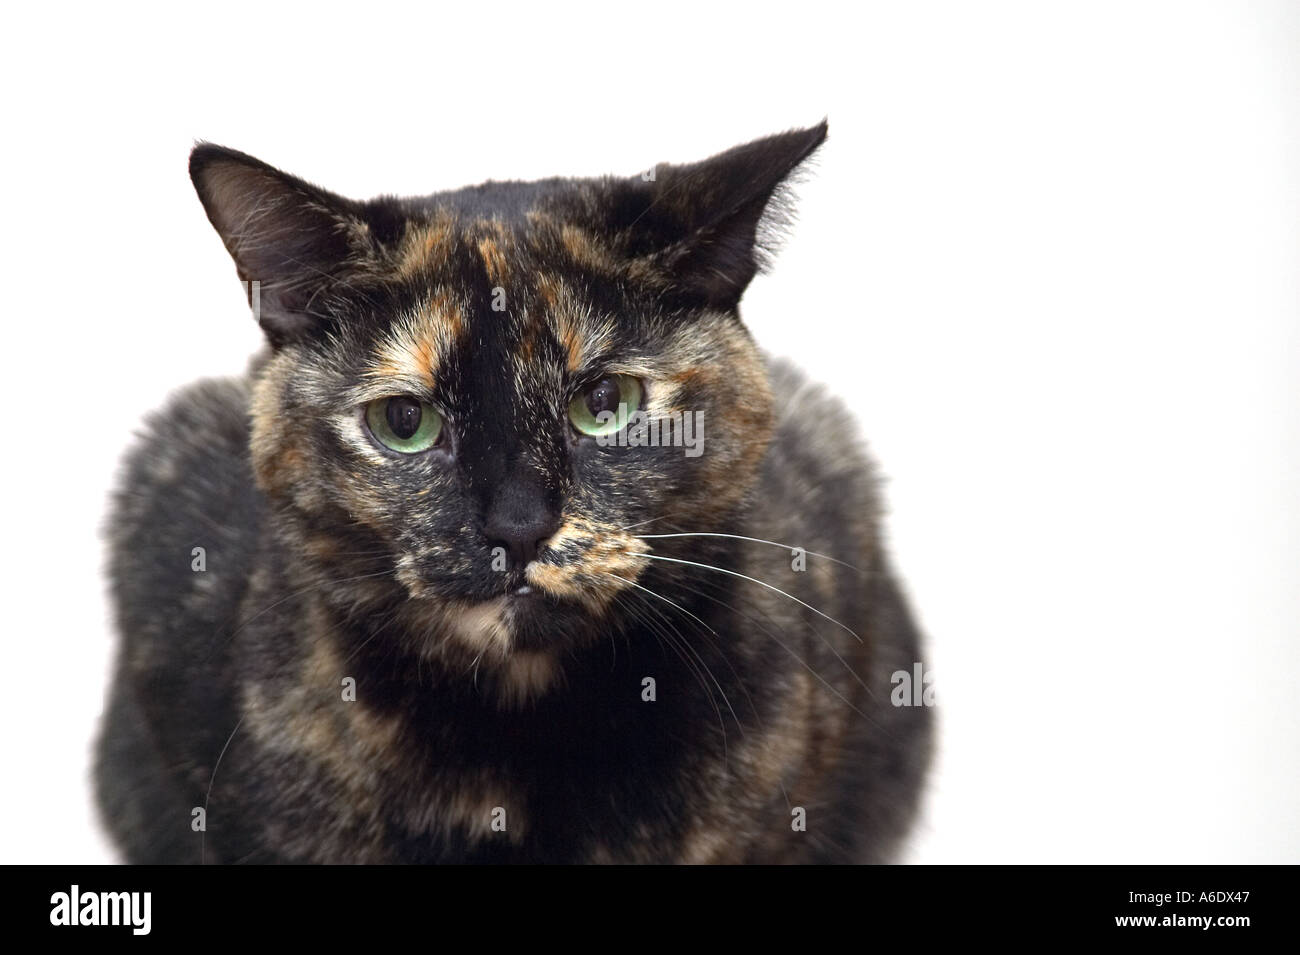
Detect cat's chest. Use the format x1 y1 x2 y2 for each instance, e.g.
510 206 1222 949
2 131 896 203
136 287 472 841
236 657 736 862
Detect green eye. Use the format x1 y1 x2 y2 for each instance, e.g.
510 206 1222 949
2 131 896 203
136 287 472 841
365 396 443 453
568 374 642 436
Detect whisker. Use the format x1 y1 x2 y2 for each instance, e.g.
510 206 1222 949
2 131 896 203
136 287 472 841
341 615 392 665
635 532 863 572
606 573 744 739
617 587 730 750
610 574 767 742
615 514 681 533
635 554 863 643
625 591 726 736
673 574 896 738
201 714 246 865
669 571 881 707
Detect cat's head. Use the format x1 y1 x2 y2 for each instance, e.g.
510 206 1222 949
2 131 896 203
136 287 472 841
190 124 826 697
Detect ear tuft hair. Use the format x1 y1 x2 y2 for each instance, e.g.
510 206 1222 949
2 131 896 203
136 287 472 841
607 121 829 310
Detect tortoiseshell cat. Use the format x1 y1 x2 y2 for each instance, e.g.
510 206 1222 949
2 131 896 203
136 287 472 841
95 123 933 863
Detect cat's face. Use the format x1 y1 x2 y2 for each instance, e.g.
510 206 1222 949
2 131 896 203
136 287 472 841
191 126 824 690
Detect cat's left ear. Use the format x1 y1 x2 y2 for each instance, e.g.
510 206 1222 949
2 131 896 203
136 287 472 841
603 121 829 311
189 144 382 347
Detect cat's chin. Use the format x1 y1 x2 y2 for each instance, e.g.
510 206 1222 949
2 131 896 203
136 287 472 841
401 584 603 658
500 586 605 653
391 587 605 705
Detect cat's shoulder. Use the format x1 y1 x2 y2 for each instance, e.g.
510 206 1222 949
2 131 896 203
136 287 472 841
114 375 253 495
764 355 880 481
755 355 883 542
108 374 263 616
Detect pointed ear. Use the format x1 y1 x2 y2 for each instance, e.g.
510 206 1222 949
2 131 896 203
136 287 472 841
617 121 828 310
189 144 380 347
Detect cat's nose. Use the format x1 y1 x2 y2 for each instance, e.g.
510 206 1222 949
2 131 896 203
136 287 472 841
486 514 561 567
484 484 562 568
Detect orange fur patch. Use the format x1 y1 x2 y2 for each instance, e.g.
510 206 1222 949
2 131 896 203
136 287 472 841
396 213 456 279
367 293 467 390
477 235 509 285
526 518 649 609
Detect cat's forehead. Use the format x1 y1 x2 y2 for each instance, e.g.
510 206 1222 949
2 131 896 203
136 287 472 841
390 187 615 285
360 203 631 392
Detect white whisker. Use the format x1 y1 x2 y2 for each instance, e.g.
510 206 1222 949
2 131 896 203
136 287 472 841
201 715 246 865
635 554 863 643
608 573 743 742
616 514 678 533
635 532 862 572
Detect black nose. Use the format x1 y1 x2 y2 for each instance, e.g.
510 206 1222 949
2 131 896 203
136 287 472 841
484 483 561 568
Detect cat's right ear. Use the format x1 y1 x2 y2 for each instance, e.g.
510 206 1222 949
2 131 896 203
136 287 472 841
189 144 379 347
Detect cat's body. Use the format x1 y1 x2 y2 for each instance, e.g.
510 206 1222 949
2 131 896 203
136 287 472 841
96 124 933 863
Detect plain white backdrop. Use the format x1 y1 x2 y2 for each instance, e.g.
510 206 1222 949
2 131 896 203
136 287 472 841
2 0 1296 863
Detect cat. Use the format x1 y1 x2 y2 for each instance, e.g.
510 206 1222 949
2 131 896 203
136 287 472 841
95 122 934 863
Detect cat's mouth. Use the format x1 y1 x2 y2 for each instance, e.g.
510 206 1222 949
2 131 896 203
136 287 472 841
494 565 581 606
419 580 593 661
504 580 556 608
393 530 652 654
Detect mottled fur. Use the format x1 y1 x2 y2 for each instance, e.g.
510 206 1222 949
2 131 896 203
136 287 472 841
96 124 933 863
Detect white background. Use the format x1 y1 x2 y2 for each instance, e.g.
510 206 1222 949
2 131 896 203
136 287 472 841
2 1 1296 863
